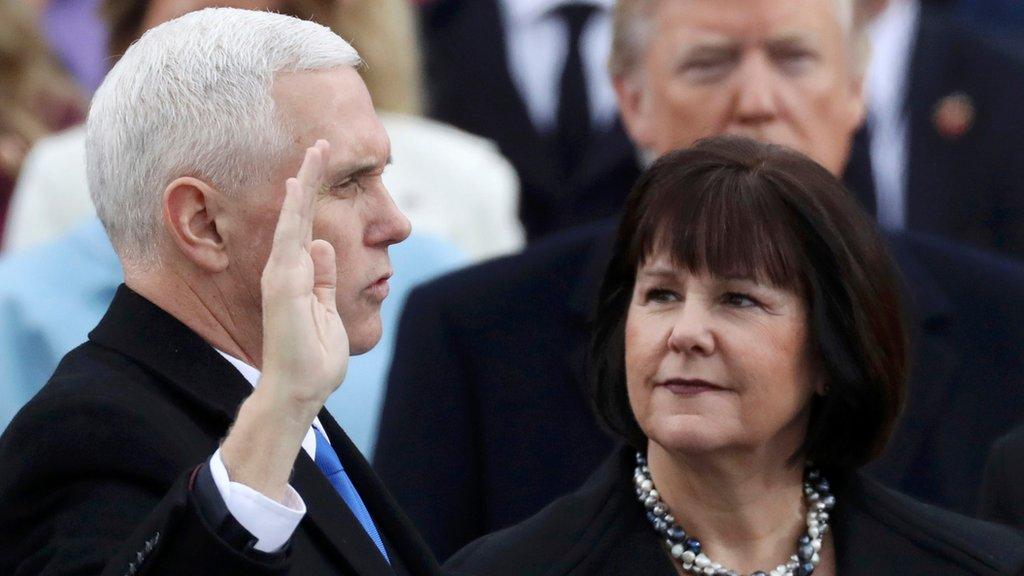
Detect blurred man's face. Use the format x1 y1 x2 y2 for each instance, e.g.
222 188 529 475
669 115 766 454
614 0 865 175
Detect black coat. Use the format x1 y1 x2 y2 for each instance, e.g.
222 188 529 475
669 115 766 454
419 0 641 241
444 446 1024 576
0 286 441 576
374 220 1024 561
843 5 1024 261
979 425 1024 530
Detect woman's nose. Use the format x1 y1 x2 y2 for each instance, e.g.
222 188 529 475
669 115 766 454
666 302 716 356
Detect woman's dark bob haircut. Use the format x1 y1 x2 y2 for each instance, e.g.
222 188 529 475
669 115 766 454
590 135 907 472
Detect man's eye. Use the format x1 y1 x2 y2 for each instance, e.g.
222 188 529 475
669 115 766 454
331 180 357 195
774 50 816 74
679 58 733 83
723 292 759 308
644 288 680 304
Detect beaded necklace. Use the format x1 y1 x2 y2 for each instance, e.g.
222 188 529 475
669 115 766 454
633 452 835 576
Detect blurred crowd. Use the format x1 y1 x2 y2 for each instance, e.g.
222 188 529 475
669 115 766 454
1 0 1023 563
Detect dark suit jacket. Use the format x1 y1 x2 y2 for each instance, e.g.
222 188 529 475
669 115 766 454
419 0 641 241
0 286 441 576
374 220 1024 561
843 5 1024 261
979 425 1024 530
445 446 1024 576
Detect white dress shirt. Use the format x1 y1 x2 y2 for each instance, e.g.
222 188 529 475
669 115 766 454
209 350 334 553
496 0 618 134
866 0 920 231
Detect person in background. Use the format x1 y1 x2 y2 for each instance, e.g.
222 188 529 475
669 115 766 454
978 424 1024 531
447 135 1024 576
39 0 110 94
0 0 82 241
418 0 641 241
843 0 1024 261
6 0 523 260
0 8 442 574
375 0 1024 560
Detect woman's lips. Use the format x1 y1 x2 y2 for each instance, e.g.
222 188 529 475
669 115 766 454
658 378 725 396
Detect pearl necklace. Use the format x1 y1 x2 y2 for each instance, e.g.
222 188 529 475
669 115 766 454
633 452 835 576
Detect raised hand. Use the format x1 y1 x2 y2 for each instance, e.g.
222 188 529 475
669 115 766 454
220 140 349 503
260 139 349 410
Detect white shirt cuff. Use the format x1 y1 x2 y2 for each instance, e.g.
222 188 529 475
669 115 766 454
209 448 306 553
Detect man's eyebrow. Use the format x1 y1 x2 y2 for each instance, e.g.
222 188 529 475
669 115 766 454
765 33 817 51
677 39 740 60
328 155 393 181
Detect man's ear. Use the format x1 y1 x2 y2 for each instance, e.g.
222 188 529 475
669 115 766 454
614 73 655 151
163 176 229 272
846 68 868 134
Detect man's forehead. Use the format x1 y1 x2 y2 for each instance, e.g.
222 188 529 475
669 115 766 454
269 67 389 173
653 0 842 43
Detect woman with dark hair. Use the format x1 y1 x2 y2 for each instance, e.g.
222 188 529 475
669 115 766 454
444 136 1024 576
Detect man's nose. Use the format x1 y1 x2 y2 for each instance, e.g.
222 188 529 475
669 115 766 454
371 187 412 246
733 54 779 125
666 302 716 356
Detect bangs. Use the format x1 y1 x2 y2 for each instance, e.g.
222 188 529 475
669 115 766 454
629 164 809 292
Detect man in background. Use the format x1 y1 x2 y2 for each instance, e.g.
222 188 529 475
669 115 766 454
418 0 641 240
376 0 1024 559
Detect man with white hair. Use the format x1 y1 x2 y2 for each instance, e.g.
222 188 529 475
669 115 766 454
0 8 441 575
376 0 1024 560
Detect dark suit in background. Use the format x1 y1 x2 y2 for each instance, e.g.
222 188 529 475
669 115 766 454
418 0 640 241
979 425 1024 530
375 221 1024 560
0 287 441 575
445 446 1024 576
844 4 1024 261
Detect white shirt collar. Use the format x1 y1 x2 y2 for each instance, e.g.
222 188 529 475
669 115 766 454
217 350 261 387
867 0 920 120
500 0 614 26
214 349 327 455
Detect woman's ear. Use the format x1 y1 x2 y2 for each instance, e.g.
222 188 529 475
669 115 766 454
162 176 229 272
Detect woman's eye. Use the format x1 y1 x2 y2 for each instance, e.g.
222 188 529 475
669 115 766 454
644 288 680 304
723 292 759 308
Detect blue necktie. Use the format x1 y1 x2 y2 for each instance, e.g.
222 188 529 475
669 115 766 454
313 427 390 562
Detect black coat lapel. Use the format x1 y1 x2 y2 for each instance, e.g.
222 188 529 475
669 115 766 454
88 285 253 425
842 124 877 217
291 455 394 576
570 118 640 195
903 6 961 232
316 411 441 576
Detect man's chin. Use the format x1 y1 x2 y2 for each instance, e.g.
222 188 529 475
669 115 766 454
346 317 383 356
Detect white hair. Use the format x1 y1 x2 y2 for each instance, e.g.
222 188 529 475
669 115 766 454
86 8 361 266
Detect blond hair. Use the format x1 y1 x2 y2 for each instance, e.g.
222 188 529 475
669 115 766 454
102 0 423 115
0 0 81 169
608 0 867 78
